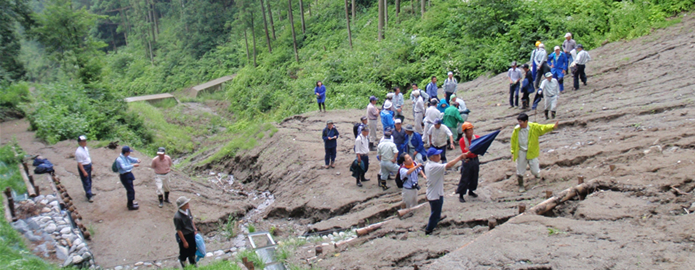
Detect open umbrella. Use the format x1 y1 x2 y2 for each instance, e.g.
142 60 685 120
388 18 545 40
469 130 501 156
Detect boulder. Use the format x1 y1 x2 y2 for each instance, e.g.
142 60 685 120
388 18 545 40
56 245 69 260
45 224 57 233
72 255 84 264
24 231 43 242
11 220 29 234
60 227 72 234
213 250 225 256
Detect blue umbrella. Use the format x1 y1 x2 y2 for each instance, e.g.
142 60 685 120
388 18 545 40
469 130 501 156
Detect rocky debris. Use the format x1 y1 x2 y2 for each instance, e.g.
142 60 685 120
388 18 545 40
11 193 96 268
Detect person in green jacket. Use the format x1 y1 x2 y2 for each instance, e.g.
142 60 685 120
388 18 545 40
442 100 465 142
510 113 558 192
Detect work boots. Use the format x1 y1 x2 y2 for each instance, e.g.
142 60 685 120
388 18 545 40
551 111 556 119
164 192 171 203
517 175 526 193
522 100 529 110
379 180 390 191
127 200 140 211
158 195 164 208
544 110 549 120
459 193 466 203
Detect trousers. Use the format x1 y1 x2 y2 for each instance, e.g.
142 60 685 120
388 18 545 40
457 157 480 194
155 173 171 195
359 154 370 180
380 160 400 180
516 150 540 177
573 64 587 90
368 119 378 143
77 164 93 199
426 196 444 232
509 82 520 107
325 147 337 166
119 172 136 201
413 111 424 134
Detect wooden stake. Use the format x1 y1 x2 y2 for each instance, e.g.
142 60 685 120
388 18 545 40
609 164 616 171
518 203 526 214
545 190 553 199
315 246 323 255
578 176 584 184
3 188 17 222
487 218 497 230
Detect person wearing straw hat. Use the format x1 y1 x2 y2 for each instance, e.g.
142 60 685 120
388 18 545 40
456 122 480 202
322 120 339 169
174 196 198 268
540 72 561 119
151 147 173 208
75 135 96 202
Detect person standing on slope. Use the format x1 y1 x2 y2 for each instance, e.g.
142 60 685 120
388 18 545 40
443 100 465 143
393 87 405 123
151 147 173 208
354 128 371 186
366 96 380 150
412 90 425 134
75 135 96 203
443 72 458 103
548 46 568 92
530 41 541 80
377 131 398 191
540 72 561 119
426 76 439 100
511 113 558 192
314 81 327 112
427 119 455 163
520 64 535 110
457 122 480 202
562 33 577 74
174 196 198 268
424 148 466 235
534 44 549 89
116 146 141 210
381 102 396 133
399 153 426 209
573 44 591 90
507 61 523 108
423 99 440 147
322 120 339 169
404 124 427 164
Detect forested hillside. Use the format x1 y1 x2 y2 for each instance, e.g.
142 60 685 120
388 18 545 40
1 0 692 151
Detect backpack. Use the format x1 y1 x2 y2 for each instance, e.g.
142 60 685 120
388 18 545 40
111 157 121 173
395 165 406 188
353 123 362 138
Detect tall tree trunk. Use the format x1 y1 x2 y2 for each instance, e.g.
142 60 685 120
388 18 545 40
378 0 384 41
148 0 157 42
288 0 299 62
420 0 424 18
267 0 276 39
298 0 306 33
344 0 352 49
250 9 257 67
260 0 272 53
395 0 400 19
147 38 154 64
351 0 355 22
244 28 250 64
180 0 188 32
119 10 128 46
410 0 414 15
383 0 387 28
308 0 311 17
153 0 160 35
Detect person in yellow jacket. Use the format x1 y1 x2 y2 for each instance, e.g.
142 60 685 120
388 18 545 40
510 113 558 192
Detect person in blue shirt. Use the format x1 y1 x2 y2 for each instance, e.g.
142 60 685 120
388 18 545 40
116 146 141 210
404 125 427 164
548 46 568 92
426 76 438 100
381 103 395 132
314 81 327 112
322 120 339 169
436 97 449 113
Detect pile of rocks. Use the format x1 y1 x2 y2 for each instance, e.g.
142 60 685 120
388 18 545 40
11 194 96 268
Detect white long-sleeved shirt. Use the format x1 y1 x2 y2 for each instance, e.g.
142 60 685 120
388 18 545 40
424 106 440 124
355 134 370 154
575 50 591 65
427 125 453 147
540 78 560 97
377 139 398 162
413 96 425 113
507 68 523 83
534 48 547 66
454 98 467 112
443 78 457 94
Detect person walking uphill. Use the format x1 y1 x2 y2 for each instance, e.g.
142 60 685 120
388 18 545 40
456 122 480 203
174 196 198 268
548 46 568 92
573 44 591 90
315 81 326 112
511 113 558 192
367 96 380 150
507 61 523 108
151 147 173 208
75 135 96 202
540 72 561 119
424 148 466 235
116 146 141 210
322 120 339 169
443 72 458 103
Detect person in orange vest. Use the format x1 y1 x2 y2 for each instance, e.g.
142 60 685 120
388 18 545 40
456 122 480 202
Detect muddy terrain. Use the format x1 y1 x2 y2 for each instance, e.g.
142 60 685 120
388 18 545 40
3 14 695 270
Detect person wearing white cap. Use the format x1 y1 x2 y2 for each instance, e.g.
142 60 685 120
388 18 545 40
151 147 173 208
548 46 568 92
392 118 407 156
443 72 458 103
412 90 425 134
380 101 395 133
539 72 560 119
174 196 198 268
75 135 96 202
562 33 577 73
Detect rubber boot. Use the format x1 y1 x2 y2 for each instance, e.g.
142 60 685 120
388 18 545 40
164 192 171 203
517 175 526 193
158 195 164 208
379 180 390 191
544 110 549 120
458 193 466 203
127 200 140 211
551 111 556 119
356 178 363 187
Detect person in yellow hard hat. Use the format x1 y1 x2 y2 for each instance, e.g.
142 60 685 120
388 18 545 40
530 41 542 81
456 122 480 202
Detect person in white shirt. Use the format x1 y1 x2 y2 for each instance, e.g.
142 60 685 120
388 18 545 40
398 153 426 209
423 100 441 147
354 128 371 186
424 147 466 235
443 71 458 103
377 132 399 191
412 90 425 134
393 87 405 122
534 44 549 89
75 135 96 202
507 61 523 108
427 119 454 163
540 72 561 120
573 44 591 91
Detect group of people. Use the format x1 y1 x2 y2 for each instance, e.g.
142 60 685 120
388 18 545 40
74 136 199 268
508 32 592 119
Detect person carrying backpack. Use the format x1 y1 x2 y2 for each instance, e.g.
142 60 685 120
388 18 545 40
353 116 368 138
115 146 141 210
398 154 426 209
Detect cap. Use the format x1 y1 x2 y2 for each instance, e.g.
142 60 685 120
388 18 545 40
122 146 134 153
522 64 530 69
539 43 545 48
383 130 392 137
77 135 87 142
426 147 443 157
434 119 442 125
545 72 553 78
361 127 369 133
327 120 334 124
447 71 453 75
157 147 166 154
554 46 561 51
412 90 420 96
430 98 439 104
370 96 378 101
461 122 474 131
405 125 414 132
511 61 517 66
565 32 572 38
360 116 367 121
176 196 191 209
394 119 402 124
386 93 395 99
450 94 456 99
577 44 584 49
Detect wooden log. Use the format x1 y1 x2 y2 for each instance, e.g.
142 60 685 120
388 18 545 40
3 188 17 222
18 164 37 197
398 203 427 217
528 181 597 215
355 217 395 236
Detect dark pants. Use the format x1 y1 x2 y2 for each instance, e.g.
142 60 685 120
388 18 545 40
77 164 93 199
532 90 543 110
426 196 444 232
445 92 454 104
359 154 369 181
574 64 587 90
535 62 549 88
433 145 447 162
317 102 325 111
177 232 197 264
521 86 531 107
509 82 520 107
457 157 480 194
119 172 136 201
325 147 336 166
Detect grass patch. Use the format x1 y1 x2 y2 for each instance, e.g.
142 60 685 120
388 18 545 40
128 101 197 156
247 223 256 233
236 249 265 269
218 214 237 239
0 142 27 194
149 98 178 109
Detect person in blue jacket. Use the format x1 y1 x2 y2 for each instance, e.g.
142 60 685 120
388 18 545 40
404 125 427 164
548 46 568 92
381 103 395 132
322 120 339 168
314 81 326 112
436 97 449 113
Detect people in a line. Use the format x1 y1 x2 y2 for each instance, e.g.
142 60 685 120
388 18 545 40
548 46 568 92
456 122 480 203
399 154 426 209
151 147 173 208
511 113 558 192
380 102 395 132
392 119 407 159
393 87 405 122
424 148 466 235
377 131 398 191
573 44 591 90
443 72 457 103
366 96 380 150
322 120 339 169
530 41 541 80
404 124 427 164
534 44 549 89
423 99 441 147
315 81 326 112
354 128 371 186
520 64 535 110
427 119 454 163
412 90 425 134
426 76 439 100
75 135 96 203
116 146 141 210
562 33 577 73
174 196 198 268
443 100 465 142
507 61 523 108
540 72 561 119
353 116 368 138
